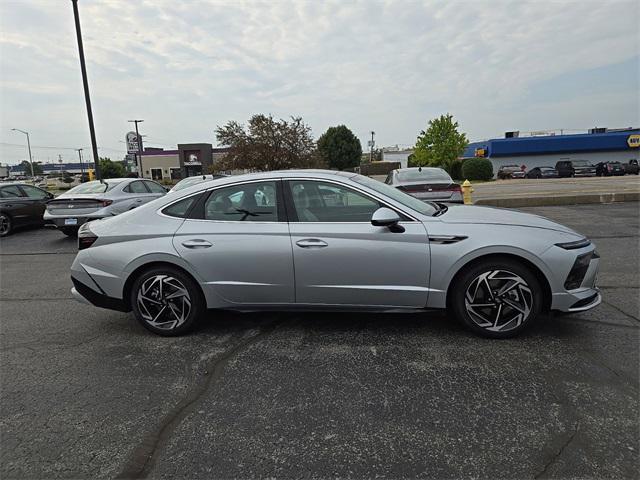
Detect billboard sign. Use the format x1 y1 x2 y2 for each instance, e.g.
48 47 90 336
126 131 140 154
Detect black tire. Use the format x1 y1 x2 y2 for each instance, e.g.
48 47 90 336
60 227 79 237
130 266 205 336
450 258 544 339
0 213 12 237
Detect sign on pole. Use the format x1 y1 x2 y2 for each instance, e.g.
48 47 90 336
126 131 140 154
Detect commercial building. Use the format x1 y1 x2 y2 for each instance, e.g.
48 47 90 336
464 128 640 177
381 146 413 169
140 143 230 181
8 162 90 177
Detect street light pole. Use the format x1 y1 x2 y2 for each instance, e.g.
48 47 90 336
11 129 35 177
71 0 101 181
128 119 144 177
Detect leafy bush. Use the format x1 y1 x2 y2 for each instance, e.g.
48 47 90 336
462 158 493 180
449 159 466 180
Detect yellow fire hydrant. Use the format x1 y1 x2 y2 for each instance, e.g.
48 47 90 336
461 179 473 205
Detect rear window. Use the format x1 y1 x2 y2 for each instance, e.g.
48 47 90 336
396 169 451 182
66 180 120 194
572 160 589 167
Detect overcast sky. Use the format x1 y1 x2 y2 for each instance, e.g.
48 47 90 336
1 0 638 165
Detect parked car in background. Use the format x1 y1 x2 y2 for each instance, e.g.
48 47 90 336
44 178 167 236
169 174 228 193
555 160 596 177
526 167 559 179
497 165 526 179
0 183 53 237
595 161 625 177
623 159 639 175
70 170 601 339
385 167 462 203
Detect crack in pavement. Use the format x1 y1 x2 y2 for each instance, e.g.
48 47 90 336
535 421 580 479
115 317 288 480
602 299 640 323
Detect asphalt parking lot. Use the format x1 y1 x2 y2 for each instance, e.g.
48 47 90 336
1 203 638 479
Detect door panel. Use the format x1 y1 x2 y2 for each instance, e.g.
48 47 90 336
285 179 430 307
172 180 294 305
289 222 430 307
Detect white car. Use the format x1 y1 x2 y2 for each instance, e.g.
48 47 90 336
44 178 167 236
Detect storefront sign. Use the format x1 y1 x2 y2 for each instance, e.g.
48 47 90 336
126 131 140 154
628 134 640 148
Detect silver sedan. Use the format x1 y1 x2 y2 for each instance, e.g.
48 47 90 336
70 170 600 338
44 178 167 236
385 167 463 203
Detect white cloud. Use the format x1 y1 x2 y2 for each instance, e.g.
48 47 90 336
0 0 638 164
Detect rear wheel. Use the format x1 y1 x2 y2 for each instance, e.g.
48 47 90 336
130 266 205 336
0 213 12 237
450 259 543 338
60 227 79 237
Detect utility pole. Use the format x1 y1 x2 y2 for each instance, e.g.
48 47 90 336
369 131 376 163
76 148 85 182
71 0 101 181
128 119 144 177
58 154 64 177
11 129 35 177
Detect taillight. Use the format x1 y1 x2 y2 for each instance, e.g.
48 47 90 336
445 185 462 192
78 224 98 250
607 165 612 171
99 199 113 207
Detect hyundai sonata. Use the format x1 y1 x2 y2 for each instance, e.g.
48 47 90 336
70 170 600 338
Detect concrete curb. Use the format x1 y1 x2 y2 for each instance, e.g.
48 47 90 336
474 192 640 208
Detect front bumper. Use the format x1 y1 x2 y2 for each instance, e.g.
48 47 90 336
550 249 601 312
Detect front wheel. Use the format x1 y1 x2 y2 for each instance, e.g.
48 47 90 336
450 259 543 338
130 266 205 336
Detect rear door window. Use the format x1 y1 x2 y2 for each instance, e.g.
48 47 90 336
0 185 24 198
143 181 167 194
125 181 149 194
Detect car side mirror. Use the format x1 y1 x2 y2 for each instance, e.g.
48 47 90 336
371 207 405 233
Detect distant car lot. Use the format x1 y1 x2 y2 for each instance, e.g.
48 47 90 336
0 202 638 479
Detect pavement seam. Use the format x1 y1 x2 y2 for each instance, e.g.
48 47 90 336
114 317 289 480
601 299 640 323
534 421 580 479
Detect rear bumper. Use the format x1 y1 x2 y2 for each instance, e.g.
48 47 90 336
71 276 130 312
44 211 105 228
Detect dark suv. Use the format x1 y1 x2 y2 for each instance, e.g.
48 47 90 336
555 160 596 177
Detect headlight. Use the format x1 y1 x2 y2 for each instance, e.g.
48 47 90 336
556 238 591 250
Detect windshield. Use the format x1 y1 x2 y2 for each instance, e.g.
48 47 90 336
397 168 451 182
65 180 120 194
352 174 437 216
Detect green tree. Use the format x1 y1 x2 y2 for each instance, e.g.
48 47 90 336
412 114 468 172
317 125 362 170
98 157 126 179
215 114 320 171
19 160 43 175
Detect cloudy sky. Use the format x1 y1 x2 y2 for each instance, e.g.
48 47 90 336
1 0 638 165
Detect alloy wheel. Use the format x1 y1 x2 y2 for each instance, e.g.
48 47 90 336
136 275 192 330
0 215 10 236
464 269 533 332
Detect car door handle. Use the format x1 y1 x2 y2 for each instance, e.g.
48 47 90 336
296 238 328 248
182 239 212 249
135 199 144 203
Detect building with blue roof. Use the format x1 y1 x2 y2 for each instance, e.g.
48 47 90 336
464 127 640 177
